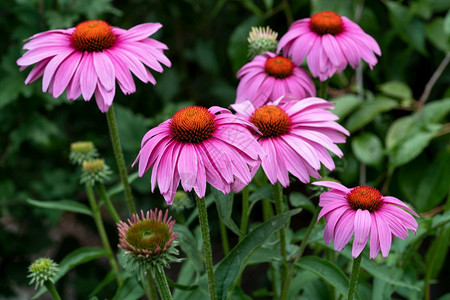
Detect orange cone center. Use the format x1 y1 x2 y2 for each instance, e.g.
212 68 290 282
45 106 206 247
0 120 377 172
250 105 291 138
310 11 343 35
264 56 294 79
170 106 216 144
346 186 383 212
71 20 116 52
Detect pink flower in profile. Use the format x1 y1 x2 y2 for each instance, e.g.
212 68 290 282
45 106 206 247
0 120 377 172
235 52 315 108
17 20 171 112
133 106 265 205
231 96 349 187
277 11 381 81
313 181 419 259
117 209 177 258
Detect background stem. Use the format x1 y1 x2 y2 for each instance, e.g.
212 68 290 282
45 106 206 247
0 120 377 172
106 104 136 215
196 196 217 300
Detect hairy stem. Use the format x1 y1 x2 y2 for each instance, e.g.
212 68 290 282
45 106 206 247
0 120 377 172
106 104 136 215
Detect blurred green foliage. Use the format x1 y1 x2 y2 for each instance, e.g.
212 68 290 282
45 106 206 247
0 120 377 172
1 0 450 299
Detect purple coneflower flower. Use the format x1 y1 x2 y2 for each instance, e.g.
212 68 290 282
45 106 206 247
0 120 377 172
232 97 348 187
235 52 315 108
133 106 265 205
313 181 419 259
17 20 170 112
117 209 178 258
278 11 381 81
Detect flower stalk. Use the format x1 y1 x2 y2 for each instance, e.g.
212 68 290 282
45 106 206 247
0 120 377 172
273 181 288 292
85 184 122 285
347 254 363 300
152 265 173 300
196 195 217 300
44 281 62 300
106 104 136 214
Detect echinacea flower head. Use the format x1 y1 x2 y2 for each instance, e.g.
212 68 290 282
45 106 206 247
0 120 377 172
247 26 279 58
17 20 171 113
133 106 265 205
80 158 111 186
28 258 59 289
231 97 348 187
235 52 316 108
69 141 98 165
118 209 179 269
277 11 381 81
313 181 419 259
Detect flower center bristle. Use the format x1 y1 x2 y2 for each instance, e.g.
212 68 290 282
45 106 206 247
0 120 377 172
249 105 291 138
125 220 171 252
346 186 383 212
71 20 116 52
170 106 216 144
310 11 343 35
264 56 294 79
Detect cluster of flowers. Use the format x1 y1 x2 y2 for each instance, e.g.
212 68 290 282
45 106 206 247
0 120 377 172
19 11 416 270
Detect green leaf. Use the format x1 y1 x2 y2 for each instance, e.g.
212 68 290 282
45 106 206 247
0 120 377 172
385 116 415 150
227 15 261 72
115 104 150 153
339 249 421 291
420 98 450 124
425 18 450 52
212 189 242 236
345 97 398 133
112 276 145 300
289 192 315 213
425 226 450 279
415 146 450 211
351 132 384 166
296 256 350 299
378 81 413 100
214 208 302 300
388 129 438 168
331 94 362 120
26 198 93 216
33 247 109 299
173 223 204 272
386 1 427 55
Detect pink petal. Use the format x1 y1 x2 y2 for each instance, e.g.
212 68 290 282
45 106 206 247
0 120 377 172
352 209 371 258
79 53 98 100
52 52 83 98
312 181 350 193
333 210 355 251
93 52 115 91
374 212 392 257
369 213 381 259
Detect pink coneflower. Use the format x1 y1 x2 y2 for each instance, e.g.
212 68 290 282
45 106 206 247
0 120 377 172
277 11 381 81
17 20 171 112
231 97 348 187
133 106 265 205
313 181 419 258
117 209 177 258
235 52 315 108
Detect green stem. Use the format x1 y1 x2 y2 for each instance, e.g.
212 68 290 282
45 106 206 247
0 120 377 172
96 183 120 223
106 104 136 215
281 0 293 25
196 196 217 300
347 254 362 300
318 80 328 99
273 181 287 296
44 281 62 300
239 186 250 242
152 265 173 300
281 205 320 300
85 184 122 286
145 271 158 300
219 221 230 256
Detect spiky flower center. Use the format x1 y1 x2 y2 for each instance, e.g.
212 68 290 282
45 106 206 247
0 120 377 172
346 186 383 212
71 20 116 52
82 159 105 172
264 56 294 79
125 219 172 253
250 105 291 138
170 106 216 144
310 11 343 36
